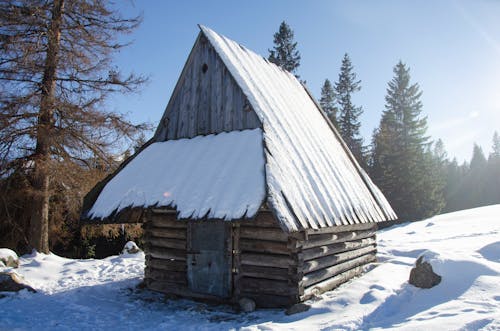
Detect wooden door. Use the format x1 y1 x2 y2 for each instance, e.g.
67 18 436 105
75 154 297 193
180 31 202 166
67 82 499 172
187 221 232 297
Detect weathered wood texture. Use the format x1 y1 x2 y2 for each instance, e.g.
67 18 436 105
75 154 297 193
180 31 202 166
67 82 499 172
236 212 301 307
144 210 378 308
297 224 378 297
154 33 261 141
144 212 188 292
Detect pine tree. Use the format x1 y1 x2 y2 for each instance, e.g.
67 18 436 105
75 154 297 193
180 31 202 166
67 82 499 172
420 140 447 216
486 131 500 205
0 0 147 253
490 131 500 159
268 21 301 77
319 79 338 127
371 61 437 221
335 53 365 167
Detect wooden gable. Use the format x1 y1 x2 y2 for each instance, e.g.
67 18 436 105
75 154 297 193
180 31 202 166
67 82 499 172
154 33 261 141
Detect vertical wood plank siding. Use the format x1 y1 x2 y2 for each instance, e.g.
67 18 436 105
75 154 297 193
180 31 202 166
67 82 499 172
154 34 261 141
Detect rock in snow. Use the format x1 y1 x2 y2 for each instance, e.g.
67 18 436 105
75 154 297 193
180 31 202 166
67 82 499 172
122 241 140 255
285 303 311 315
409 254 442 288
0 248 19 268
0 271 36 293
238 297 256 312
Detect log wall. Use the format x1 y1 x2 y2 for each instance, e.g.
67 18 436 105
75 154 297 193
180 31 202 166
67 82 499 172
235 211 301 308
298 223 378 300
143 210 189 297
143 209 378 307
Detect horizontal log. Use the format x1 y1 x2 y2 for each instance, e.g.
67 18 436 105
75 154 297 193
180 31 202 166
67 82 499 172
302 253 376 288
239 238 290 255
151 208 177 215
150 215 187 228
303 245 377 273
239 227 288 242
305 222 376 235
147 227 186 240
303 237 376 261
145 236 186 250
145 267 186 285
238 293 299 308
146 256 186 272
239 277 299 296
239 212 281 228
302 230 375 249
239 265 296 281
241 252 295 268
301 265 366 300
148 246 186 261
147 280 227 301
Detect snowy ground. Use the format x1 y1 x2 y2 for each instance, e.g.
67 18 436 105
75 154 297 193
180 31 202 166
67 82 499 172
1 205 499 330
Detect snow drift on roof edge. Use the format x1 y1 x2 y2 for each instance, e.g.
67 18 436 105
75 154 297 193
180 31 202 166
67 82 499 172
88 129 266 221
200 25 397 231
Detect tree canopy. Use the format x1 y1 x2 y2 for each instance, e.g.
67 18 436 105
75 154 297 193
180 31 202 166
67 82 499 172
268 21 301 77
0 0 147 253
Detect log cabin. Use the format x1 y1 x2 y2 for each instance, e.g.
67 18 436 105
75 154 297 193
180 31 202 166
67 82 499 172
81 25 397 308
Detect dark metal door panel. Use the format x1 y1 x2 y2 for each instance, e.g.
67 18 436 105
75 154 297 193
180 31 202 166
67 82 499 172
187 221 232 297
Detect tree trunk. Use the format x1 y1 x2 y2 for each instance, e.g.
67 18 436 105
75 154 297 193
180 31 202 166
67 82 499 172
29 0 64 254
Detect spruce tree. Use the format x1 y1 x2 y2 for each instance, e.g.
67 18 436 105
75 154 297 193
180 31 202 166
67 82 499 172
335 53 365 167
268 21 301 77
491 131 500 159
319 79 338 128
371 61 438 221
486 132 500 205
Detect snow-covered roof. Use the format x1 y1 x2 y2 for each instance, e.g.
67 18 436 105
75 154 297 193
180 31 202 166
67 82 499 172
198 26 396 231
85 26 396 231
88 129 266 220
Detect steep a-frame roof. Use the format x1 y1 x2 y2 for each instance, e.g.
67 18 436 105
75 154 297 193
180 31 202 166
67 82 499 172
83 25 396 231
198 26 396 230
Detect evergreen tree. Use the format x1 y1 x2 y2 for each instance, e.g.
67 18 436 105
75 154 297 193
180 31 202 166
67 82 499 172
371 61 439 220
490 131 500 159
470 144 487 170
268 21 301 77
420 140 447 215
486 131 500 205
0 0 147 253
335 53 365 167
319 79 338 127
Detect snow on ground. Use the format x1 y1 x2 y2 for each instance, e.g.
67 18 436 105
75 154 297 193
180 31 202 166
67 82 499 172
1 205 499 330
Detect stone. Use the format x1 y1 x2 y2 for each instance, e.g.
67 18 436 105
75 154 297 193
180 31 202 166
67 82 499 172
409 256 442 289
122 241 140 254
0 248 19 268
285 303 311 315
0 271 36 293
238 297 256 312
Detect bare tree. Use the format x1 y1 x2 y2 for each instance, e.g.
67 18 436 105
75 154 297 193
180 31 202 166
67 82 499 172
0 0 148 253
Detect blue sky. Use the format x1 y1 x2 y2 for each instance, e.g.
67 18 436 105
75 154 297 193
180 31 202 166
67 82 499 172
110 0 500 162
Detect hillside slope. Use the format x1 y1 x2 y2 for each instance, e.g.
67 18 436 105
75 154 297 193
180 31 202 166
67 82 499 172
1 205 499 330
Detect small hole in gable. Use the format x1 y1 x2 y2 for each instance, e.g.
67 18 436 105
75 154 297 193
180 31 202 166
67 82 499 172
202 63 208 73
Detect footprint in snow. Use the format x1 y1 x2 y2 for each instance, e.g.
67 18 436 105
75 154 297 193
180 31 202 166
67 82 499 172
477 241 500 263
360 291 377 304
